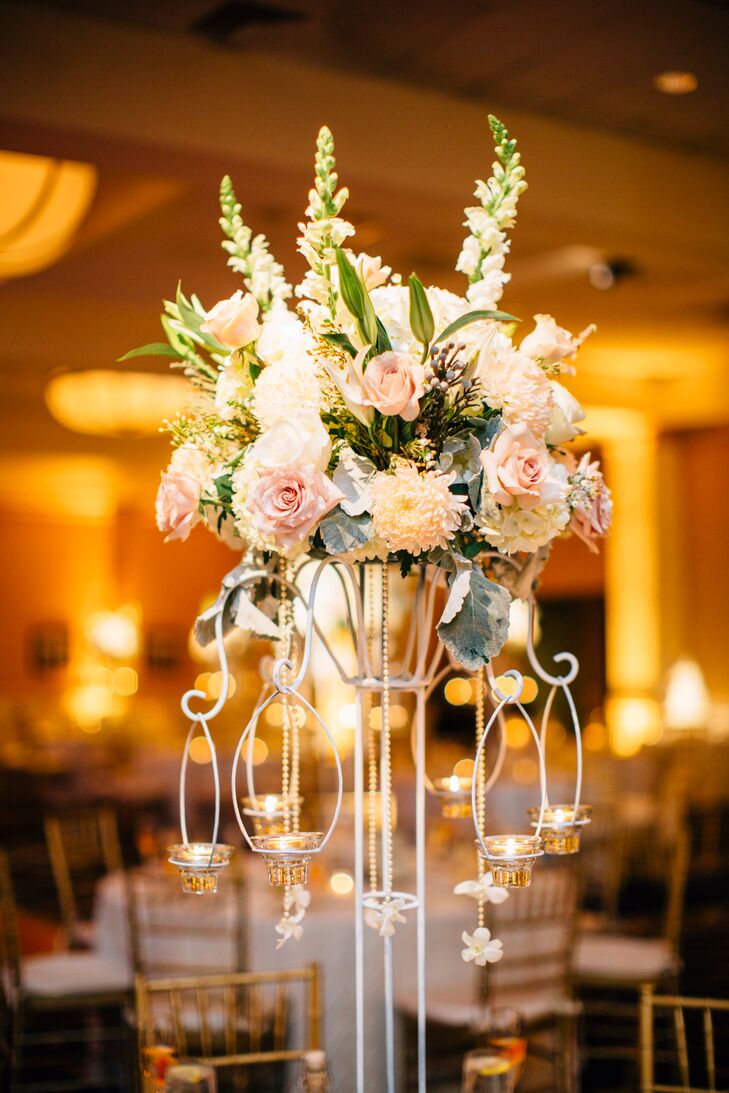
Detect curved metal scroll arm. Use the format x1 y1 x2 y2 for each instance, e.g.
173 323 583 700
471 669 548 853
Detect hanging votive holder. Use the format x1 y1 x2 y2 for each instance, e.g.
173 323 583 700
251 832 324 887
432 774 473 819
527 803 592 854
479 834 544 888
242 794 303 837
167 843 234 895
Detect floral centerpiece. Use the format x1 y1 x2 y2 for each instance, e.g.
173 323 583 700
125 116 611 668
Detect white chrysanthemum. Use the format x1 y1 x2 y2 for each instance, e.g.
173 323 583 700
230 456 276 553
170 444 215 491
251 356 325 429
370 464 468 555
476 332 554 438
478 499 569 555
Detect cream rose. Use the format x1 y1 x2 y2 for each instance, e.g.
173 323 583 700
545 382 586 445
520 314 596 370
247 463 344 551
201 290 261 349
361 351 425 421
481 423 565 511
248 410 331 472
155 471 202 543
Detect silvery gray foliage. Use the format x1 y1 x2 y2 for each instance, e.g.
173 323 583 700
332 446 377 516
437 563 511 670
320 508 375 555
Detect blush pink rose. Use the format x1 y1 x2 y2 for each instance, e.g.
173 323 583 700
247 463 344 551
362 351 425 421
155 471 202 542
569 454 612 553
201 290 261 349
481 422 565 510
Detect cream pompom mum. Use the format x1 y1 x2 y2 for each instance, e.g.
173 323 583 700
251 356 325 430
370 464 468 555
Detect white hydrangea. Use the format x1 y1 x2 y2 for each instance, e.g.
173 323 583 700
230 455 276 553
476 331 554 437
251 356 325 430
214 355 250 421
479 499 570 555
256 306 312 369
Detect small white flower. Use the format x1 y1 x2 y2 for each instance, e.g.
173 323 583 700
453 874 509 905
283 886 311 916
364 897 407 937
461 927 504 966
275 911 304 949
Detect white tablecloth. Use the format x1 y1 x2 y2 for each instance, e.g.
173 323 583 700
95 853 568 1090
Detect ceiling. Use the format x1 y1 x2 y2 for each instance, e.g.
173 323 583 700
21 0 729 158
0 0 727 499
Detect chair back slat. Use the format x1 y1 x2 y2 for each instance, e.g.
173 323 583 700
126 864 247 978
0 851 21 995
640 985 729 1093
45 807 122 933
136 965 321 1081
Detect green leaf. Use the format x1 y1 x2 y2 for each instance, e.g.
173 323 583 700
374 317 392 355
437 563 511 670
321 331 358 357
118 342 181 362
408 274 434 355
335 248 378 347
435 309 519 345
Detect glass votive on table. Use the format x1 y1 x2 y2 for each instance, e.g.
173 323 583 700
251 831 324 886
166 843 234 894
527 803 592 854
241 793 303 836
432 774 473 819
479 834 544 887
164 1063 217 1092
461 1051 512 1092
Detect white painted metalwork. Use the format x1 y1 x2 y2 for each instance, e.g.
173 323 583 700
176 558 585 1092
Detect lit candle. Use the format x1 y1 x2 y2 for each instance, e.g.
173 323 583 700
264 794 278 814
527 803 592 855
480 834 544 888
448 774 461 793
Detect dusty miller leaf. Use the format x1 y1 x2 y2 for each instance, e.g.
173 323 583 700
437 565 511 669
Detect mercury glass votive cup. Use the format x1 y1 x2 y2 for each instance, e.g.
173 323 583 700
241 794 303 837
251 832 324 886
432 775 473 819
480 834 544 888
166 842 234 895
527 803 592 854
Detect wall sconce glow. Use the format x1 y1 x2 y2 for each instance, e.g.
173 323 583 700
664 657 711 731
0 151 97 280
653 70 698 95
606 695 662 756
87 606 140 659
45 370 190 437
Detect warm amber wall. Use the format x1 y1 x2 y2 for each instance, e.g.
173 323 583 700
0 505 233 696
660 424 729 700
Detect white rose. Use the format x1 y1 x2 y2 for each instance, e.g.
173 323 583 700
545 382 586 445
248 409 331 472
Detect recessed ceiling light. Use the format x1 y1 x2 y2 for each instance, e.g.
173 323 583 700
653 70 698 95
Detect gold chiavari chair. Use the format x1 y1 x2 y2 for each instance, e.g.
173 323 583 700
126 862 247 979
135 964 322 1089
45 807 123 949
0 851 132 1091
640 985 729 1093
574 826 692 1073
